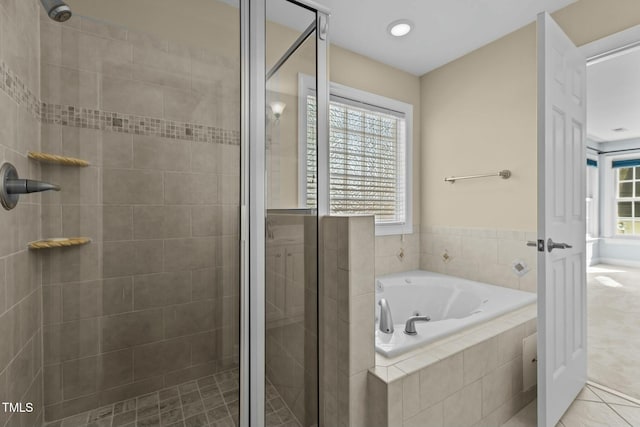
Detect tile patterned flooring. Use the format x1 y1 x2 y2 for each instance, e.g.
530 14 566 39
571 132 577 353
502 383 640 426
44 370 301 427
587 264 640 399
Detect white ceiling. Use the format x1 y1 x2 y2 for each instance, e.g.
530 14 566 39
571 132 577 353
267 0 576 76
587 47 640 142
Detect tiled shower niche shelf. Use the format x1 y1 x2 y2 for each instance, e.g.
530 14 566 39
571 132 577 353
27 151 90 167
28 237 91 250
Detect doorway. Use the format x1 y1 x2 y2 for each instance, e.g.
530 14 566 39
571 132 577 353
582 25 640 401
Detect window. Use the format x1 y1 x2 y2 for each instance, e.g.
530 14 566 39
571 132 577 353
614 160 640 235
300 76 412 235
586 157 598 238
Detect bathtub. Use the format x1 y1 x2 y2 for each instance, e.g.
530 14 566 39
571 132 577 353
375 270 536 357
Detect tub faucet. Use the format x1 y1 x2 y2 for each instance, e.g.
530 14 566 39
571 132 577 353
404 315 431 335
378 298 394 334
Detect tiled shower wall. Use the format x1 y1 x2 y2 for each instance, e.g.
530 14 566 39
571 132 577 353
0 0 44 426
38 15 240 421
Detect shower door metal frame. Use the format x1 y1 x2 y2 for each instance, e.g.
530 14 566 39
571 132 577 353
240 1 329 426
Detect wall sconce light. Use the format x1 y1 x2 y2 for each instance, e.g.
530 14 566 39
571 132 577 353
269 101 286 121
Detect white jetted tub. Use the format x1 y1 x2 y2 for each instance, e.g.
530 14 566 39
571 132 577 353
375 270 536 357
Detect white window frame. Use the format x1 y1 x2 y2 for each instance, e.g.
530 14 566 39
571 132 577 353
298 73 413 236
601 150 640 239
586 151 599 239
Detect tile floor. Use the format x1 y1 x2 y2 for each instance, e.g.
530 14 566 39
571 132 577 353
502 383 640 427
587 264 640 399
43 369 301 427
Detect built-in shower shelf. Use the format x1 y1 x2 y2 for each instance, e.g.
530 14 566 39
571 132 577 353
28 237 91 250
27 151 90 167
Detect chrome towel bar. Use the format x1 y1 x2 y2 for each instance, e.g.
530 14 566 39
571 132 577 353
444 169 511 184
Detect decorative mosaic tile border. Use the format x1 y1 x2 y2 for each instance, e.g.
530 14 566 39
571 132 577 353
0 60 240 146
41 103 241 146
0 61 42 119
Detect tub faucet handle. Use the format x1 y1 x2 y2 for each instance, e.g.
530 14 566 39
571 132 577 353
404 315 431 335
378 298 394 334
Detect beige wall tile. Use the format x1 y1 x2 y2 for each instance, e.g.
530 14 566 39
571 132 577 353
463 337 498 385
102 132 133 168
402 373 420 420
132 337 191 380
60 127 101 166
133 205 190 239
101 309 163 352
103 168 164 205
97 349 132 390
61 205 103 241
163 301 216 338
133 272 191 310
103 240 163 278
133 44 189 76
132 135 191 171
403 401 443 427
62 356 97 399
43 318 100 364
61 27 132 74
102 76 163 117
443 380 482 427
103 206 133 241
497 324 525 365
44 364 62 405
419 352 463 410
164 172 218 205
191 205 222 237
62 280 102 321
190 142 221 174
102 277 133 315
42 64 99 107
163 238 216 272
481 360 514 416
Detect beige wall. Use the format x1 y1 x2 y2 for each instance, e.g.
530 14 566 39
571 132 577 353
420 0 640 231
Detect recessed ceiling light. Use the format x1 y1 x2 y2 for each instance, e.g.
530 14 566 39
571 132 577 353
388 20 413 37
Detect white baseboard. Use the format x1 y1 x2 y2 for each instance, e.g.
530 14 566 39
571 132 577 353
596 258 640 268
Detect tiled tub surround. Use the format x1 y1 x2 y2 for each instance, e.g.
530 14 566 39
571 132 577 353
321 216 376 427
39 14 241 422
420 227 538 293
375 232 420 277
369 304 538 427
0 0 45 426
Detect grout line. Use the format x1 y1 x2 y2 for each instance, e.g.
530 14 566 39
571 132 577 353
587 381 640 406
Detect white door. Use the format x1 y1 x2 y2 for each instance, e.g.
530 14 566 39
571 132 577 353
536 11 587 427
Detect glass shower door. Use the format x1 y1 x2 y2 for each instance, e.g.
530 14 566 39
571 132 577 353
39 1 241 426
254 1 328 426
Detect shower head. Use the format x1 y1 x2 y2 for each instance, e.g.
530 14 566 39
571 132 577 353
40 0 72 22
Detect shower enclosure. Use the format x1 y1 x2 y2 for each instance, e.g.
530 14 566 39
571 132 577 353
0 0 328 426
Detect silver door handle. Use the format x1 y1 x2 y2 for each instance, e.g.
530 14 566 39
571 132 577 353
527 241 537 247
547 238 572 252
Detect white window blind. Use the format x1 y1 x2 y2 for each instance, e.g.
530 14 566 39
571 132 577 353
305 94 407 225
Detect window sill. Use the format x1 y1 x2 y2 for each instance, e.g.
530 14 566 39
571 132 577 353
602 237 640 245
375 224 413 237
